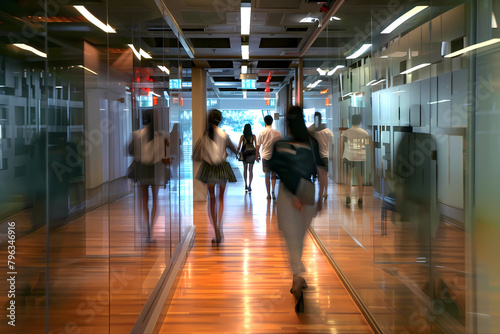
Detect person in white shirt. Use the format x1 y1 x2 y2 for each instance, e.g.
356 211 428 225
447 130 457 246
341 114 371 206
308 112 333 200
256 115 282 200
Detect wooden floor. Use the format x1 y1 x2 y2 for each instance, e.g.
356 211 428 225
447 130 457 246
160 178 373 334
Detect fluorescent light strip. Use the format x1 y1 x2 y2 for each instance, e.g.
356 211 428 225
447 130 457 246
74 6 116 33
128 44 141 60
241 6 251 35
139 49 152 59
366 79 377 86
445 38 500 58
346 44 371 59
300 17 317 23
316 68 327 75
241 65 248 74
78 65 98 75
331 16 341 21
158 65 170 75
381 6 428 34
372 79 386 85
241 44 249 60
13 43 47 58
400 62 431 74
327 65 345 76
342 92 353 98
307 80 322 89
493 12 498 29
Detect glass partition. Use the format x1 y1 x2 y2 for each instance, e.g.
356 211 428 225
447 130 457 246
304 1 487 333
0 1 192 333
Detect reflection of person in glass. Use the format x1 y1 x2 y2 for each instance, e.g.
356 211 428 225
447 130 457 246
237 123 257 192
196 109 238 245
268 106 325 314
308 112 333 200
341 114 371 206
256 115 282 200
129 109 167 243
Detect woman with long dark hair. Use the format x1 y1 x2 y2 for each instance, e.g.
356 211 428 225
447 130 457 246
237 123 257 192
196 109 238 244
129 109 167 243
268 106 325 313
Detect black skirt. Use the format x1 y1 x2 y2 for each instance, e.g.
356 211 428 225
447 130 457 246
197 161 237 184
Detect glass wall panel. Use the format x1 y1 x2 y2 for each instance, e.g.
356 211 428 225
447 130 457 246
0 1 192 333
305 1 481 333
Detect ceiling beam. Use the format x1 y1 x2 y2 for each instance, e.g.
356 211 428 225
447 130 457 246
299 0 345 58
154 0 195 58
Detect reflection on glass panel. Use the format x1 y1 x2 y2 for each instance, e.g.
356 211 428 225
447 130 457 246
305 1 473 333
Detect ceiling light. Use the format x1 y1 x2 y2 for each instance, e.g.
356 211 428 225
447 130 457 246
243 90 247 99
366 79 377 86
77 65 97 75
300 17 318 23
241 44 249 60
13 43 47 58
327 65 345 76
241 65 248 74
444 38 500 58
346 44 371 59
307 80 322 89
139 49 152 59
330 16 341 21
381 6 428 34
55 86 63 89
241 4 251 35
214 82 234 86
74 5 116 33
342 92 353 98
158 65 170 75
372 79 386 85
493 12 498 29
400 62 431 74
128 44 141 60
316 68 327 75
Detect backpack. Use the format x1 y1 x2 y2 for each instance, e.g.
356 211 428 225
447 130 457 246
243 136 256 155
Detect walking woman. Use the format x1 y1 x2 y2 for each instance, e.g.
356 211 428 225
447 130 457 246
237 123 257 192
196 109 238 244
268 106 325 313
129 109 167 243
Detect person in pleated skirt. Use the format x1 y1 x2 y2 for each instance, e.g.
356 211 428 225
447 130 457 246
196 109 238 244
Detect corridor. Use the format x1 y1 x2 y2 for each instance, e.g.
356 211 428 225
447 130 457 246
160 175 372 333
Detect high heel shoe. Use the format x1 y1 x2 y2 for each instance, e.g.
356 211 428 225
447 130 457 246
290 276 307 314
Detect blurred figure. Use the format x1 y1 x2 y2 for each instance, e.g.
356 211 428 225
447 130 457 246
129 109 167 243
256 115 282 200
196 109 238 244
268 106 325 313
237 123 257 192
308 112 333 200
341 114 371 206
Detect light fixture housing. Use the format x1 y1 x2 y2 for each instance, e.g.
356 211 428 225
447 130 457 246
74 5 116 33
400 63 431 74
444 38 500 58
327 65 345 76
13 43 47 58
380 6 428 34
346 44 371 59
241 3 251 35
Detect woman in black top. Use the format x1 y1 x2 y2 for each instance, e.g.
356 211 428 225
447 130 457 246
237 123 257 192
268 106 325 313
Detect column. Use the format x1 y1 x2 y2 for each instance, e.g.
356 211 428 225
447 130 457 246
192 67 207 202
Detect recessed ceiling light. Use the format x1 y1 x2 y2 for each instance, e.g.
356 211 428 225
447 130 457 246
346 44 371 59
74 5 116 33
380 6 428 34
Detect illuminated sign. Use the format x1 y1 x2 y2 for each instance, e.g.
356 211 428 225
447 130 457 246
241 79 256 90
169 79 182 89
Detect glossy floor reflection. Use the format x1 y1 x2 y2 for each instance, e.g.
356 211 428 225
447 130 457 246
0 183 173 334
312 182 466 333
160 174 372 334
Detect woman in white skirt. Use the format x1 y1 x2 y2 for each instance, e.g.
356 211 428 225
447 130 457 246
268 106 325 313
